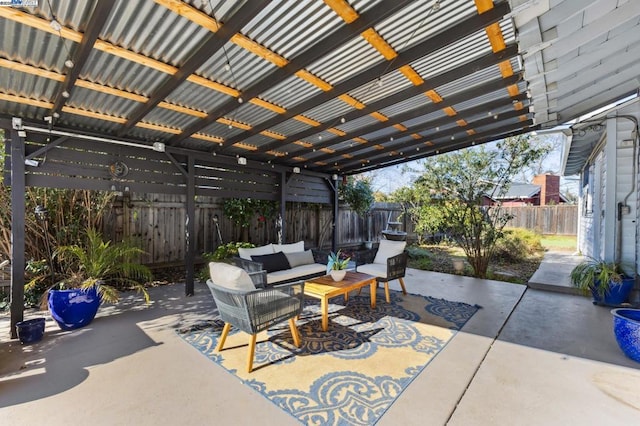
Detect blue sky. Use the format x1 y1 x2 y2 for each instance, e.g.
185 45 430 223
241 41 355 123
366 132 579 197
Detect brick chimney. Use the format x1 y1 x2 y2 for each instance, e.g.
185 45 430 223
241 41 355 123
532 174 560 205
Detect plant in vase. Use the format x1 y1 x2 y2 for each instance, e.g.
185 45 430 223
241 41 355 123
570 257 634 306
327 250 350 281
28 228 153 330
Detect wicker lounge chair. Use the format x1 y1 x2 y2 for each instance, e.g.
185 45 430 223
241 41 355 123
206 262 304 372
355 240 408 303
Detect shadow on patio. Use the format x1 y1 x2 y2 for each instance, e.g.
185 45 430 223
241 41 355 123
1 261 639 424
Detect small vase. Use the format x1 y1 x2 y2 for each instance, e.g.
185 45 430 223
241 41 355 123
330 269 347 282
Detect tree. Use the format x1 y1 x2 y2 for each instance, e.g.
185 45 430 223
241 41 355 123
339 177 375 240
340 177 374 217
388 186 425 243
411 135 548 278
514 133 559 182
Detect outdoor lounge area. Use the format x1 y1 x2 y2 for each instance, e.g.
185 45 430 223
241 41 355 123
2 0 640 424
2 262 639 424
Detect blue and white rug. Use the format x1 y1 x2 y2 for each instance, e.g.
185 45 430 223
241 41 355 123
178 290 480 425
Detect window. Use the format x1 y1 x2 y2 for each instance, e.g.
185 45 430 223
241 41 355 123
583 164 594 215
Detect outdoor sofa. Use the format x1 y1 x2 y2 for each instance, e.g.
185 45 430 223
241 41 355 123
232 241 328 286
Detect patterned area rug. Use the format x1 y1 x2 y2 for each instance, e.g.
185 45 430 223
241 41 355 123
177 290 480 425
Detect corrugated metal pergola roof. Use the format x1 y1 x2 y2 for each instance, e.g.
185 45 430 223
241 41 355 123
0 0 638 175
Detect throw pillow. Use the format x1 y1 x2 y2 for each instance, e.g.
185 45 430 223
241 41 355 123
208 262 255 291
373 240 406 264
273 241 305 253
285 250 315 268
238 244 274 260
251 251 291 273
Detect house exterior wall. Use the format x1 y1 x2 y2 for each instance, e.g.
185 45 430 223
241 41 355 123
574 99 639 278
616 126 637 275
501 198 537 206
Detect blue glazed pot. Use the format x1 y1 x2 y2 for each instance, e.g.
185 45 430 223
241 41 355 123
611 308 640 363
48 287 101 331
591 277 635 306
16 317 46 344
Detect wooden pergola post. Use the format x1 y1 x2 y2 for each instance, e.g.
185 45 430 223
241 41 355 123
185 155 195 296
9 126 26 339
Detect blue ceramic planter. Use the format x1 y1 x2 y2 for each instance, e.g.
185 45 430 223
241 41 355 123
591 277 635 306
611 308 640 363
16 317 45 344
48 287 101 331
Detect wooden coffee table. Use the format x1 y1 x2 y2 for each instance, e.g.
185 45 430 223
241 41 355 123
304 271 377 331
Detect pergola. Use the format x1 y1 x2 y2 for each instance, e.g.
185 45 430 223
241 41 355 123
2 0 639 336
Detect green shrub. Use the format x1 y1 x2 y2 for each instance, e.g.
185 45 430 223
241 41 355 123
493 228 543 263
198 242 256 281
209 242 256 261
409 256 432 270
406 245 433 270
24 259 53 307
406 246 432 259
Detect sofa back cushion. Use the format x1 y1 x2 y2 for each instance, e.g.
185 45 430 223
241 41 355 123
373 240 406 264
285 250 315 268
208 262 255 291
238 243 274 260
251 251 291 273
273 241 305 253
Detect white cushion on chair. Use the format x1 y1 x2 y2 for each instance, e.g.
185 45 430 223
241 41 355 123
209 262 256 291
273 241 304 253
357 263 387 278
238 244 274 260
373 240 406 264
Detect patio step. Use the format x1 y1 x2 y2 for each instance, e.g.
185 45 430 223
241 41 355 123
527 250 584 296
527 280 583 296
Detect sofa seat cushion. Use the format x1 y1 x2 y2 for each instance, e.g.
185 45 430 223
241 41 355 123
267 263 326 285
238 244 274 260
251 251 291 273
357 263 387 279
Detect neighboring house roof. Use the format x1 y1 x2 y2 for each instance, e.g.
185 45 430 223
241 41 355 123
495 183 541 200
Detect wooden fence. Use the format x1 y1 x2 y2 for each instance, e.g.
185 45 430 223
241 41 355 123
502 205 578 235
102 193 575 266
103 194 416 266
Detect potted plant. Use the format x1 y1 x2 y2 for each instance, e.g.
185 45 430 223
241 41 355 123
570 257 634 306
327 250 350 282
29 228 153 330
611 308 640 363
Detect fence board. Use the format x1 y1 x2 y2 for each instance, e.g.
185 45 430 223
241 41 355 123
503 205 577 235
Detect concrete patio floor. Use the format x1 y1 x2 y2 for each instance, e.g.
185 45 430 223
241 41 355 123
1 257 639 425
